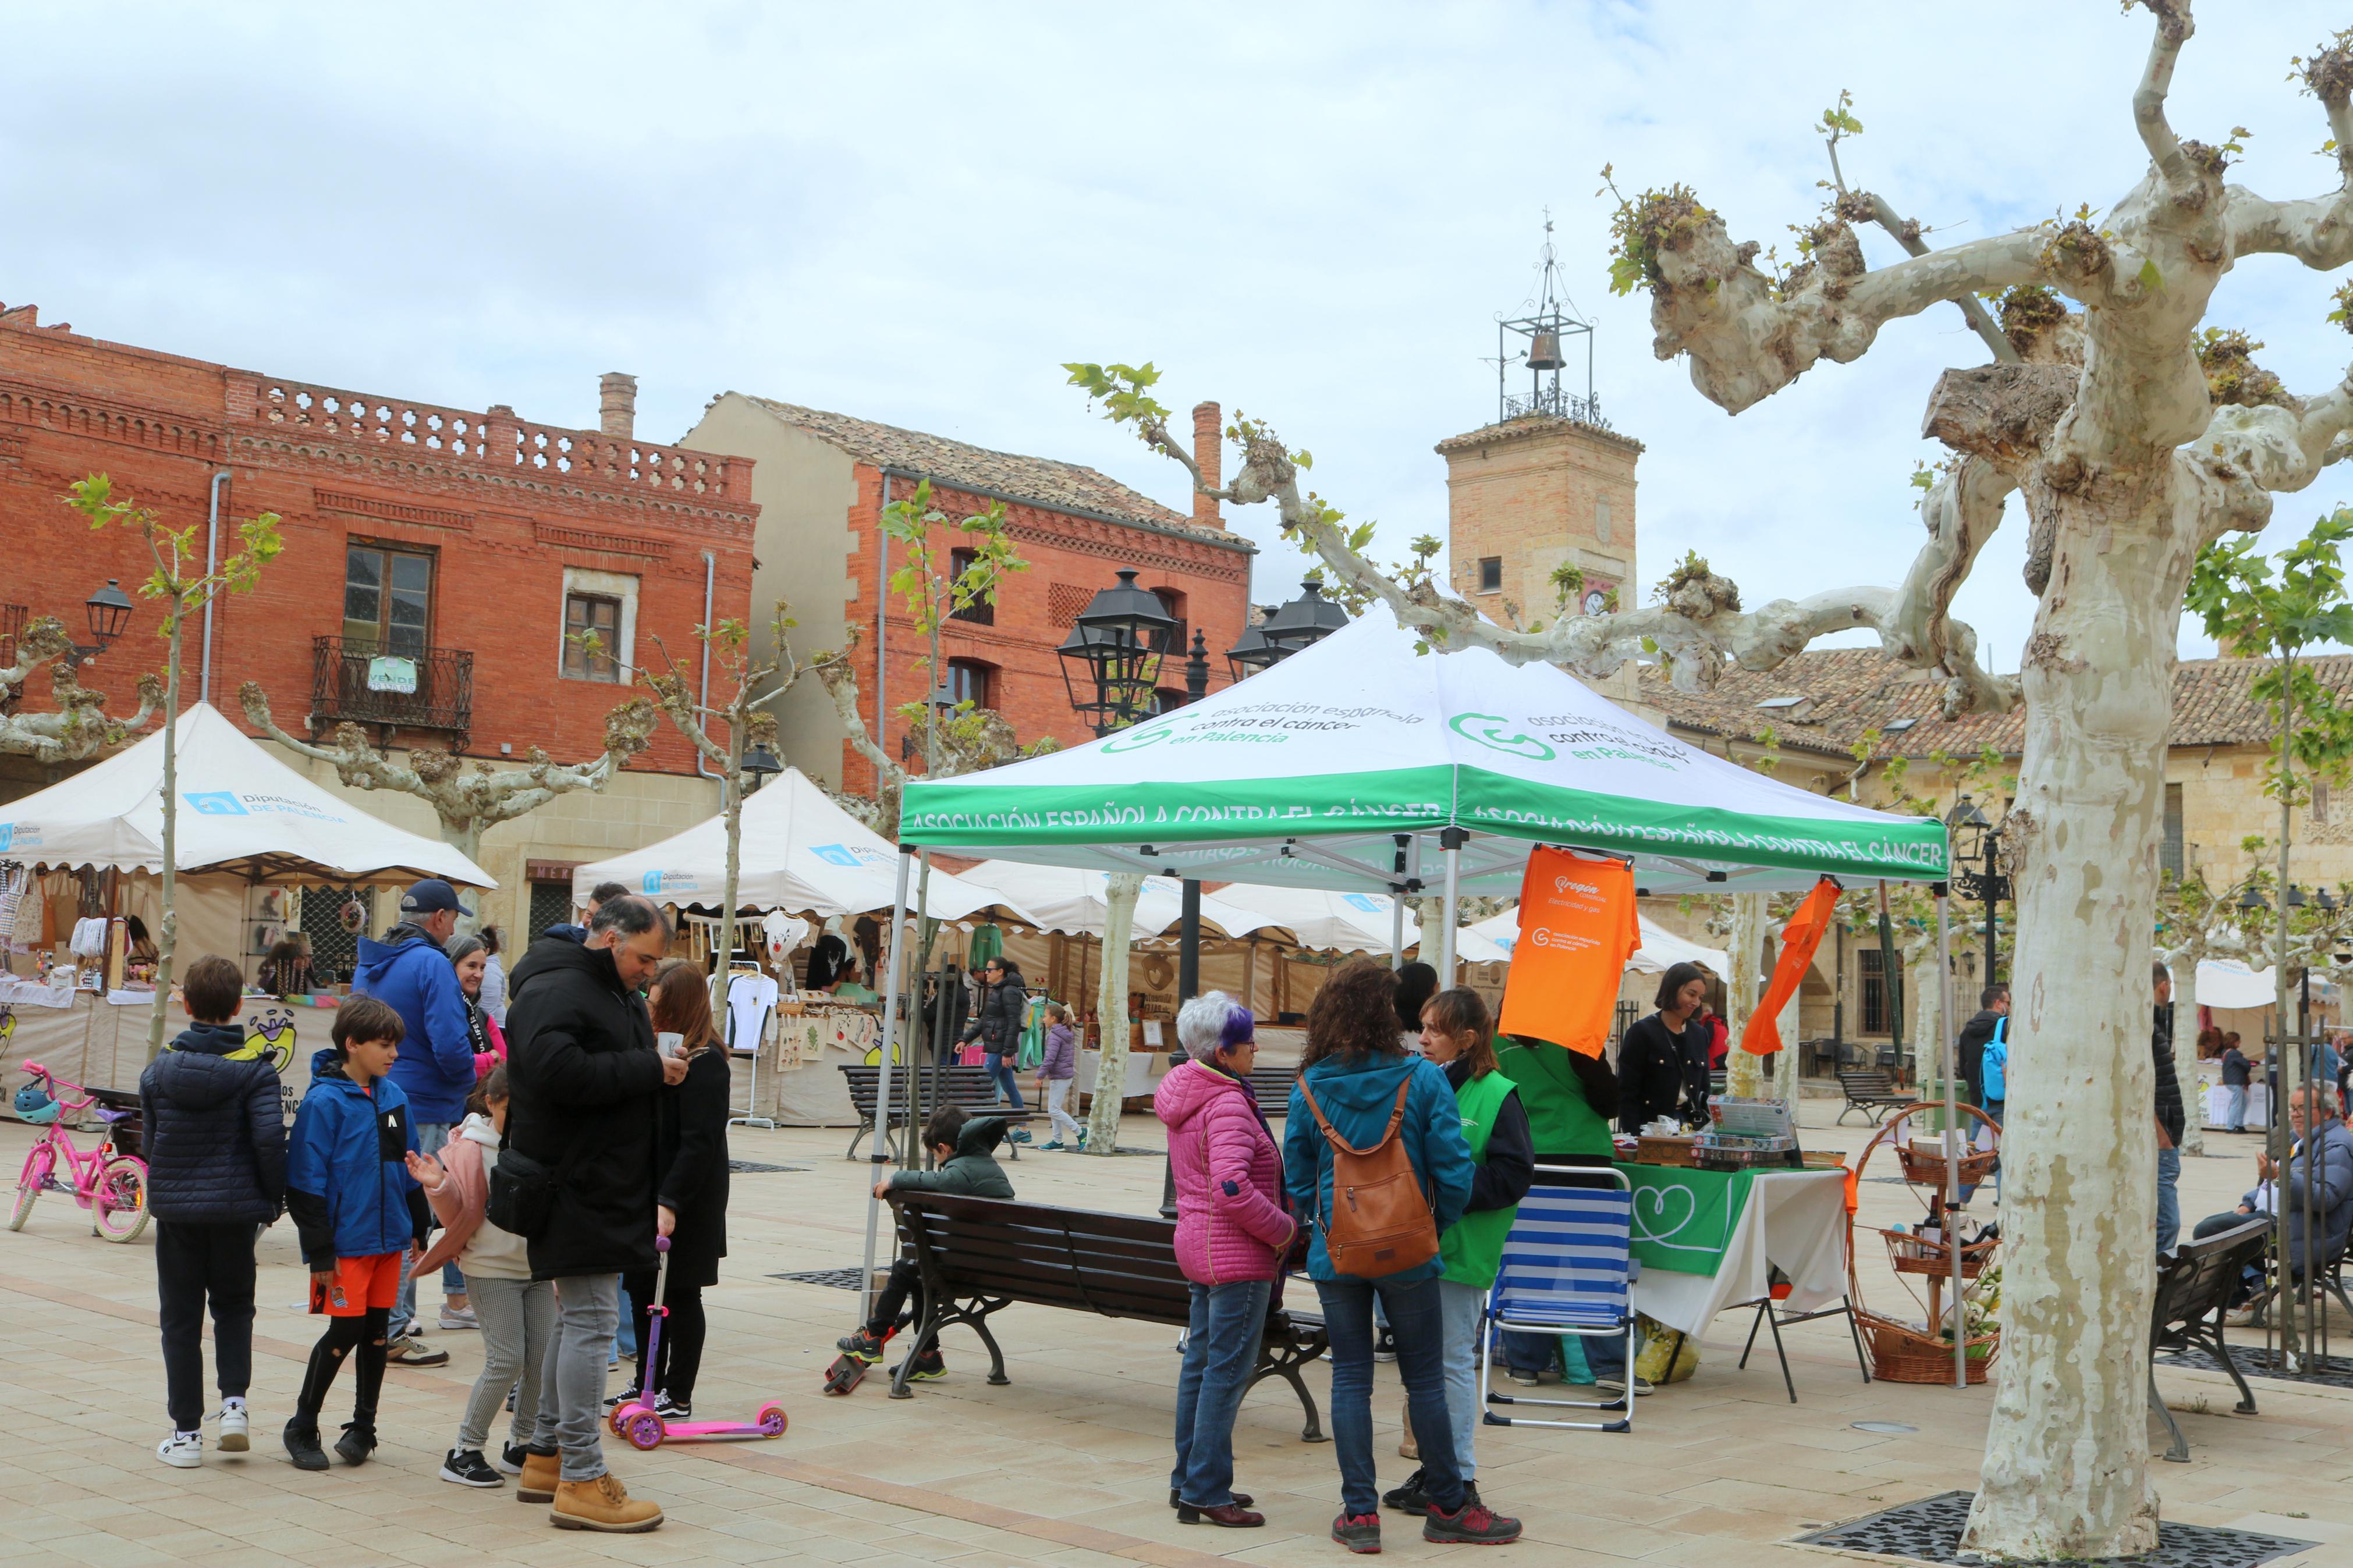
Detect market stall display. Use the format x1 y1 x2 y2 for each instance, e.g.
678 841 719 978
1850 1103 2004 1383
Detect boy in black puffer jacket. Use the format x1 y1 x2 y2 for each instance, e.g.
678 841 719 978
139 954 286 1469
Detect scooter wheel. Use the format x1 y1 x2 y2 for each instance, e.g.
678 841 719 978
624 1412 666 1451
755 1402 788 1437
609 1401 646 1438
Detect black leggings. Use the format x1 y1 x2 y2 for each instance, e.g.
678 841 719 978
294 1307 390 1434
622 1270 707 1409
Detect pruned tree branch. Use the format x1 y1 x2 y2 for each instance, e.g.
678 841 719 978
2131 1 2196 189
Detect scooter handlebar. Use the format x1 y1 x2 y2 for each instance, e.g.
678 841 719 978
656 1235 670 1253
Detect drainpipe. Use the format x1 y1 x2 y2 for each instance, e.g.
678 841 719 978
199 470 230 704
698 550 721 787
876 475 890 766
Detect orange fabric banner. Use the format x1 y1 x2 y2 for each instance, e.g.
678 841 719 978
1497 847 1641 1058
1738 879 1840 1057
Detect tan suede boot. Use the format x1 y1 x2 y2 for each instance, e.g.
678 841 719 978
516 1449 560 1505
551 1472 664 1533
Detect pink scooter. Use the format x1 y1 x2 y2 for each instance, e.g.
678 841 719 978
609 1236 787 1450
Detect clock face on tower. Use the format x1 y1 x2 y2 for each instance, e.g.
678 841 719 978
1582 588 1610 617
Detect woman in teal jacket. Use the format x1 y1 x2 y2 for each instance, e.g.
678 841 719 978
1282 960 1517 1552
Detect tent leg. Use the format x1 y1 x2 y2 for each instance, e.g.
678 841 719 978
1389 833 1409 972
1439 827 1465 986
859 849 915 1329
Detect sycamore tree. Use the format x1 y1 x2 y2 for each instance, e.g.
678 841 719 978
1073 11 2353 1550
0 615 161 763
69 475 280 1058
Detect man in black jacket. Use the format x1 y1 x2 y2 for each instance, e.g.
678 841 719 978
2155 963 2186 1255
140 954 286 1468
1956 985 2009 1107
503 895 686 1533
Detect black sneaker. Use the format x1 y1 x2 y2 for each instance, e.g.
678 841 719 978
1332 1512 1383 1554
1372 1328 1397 1363
835 1328 886 1361
282 1420 329 1472
439 1448 503 1488
1382 1467 1431 1516
333 1422 377 1467
653 1393 691 1420
496 1440 529 1475
893 1350 946 1382
1423 1499 1521 1544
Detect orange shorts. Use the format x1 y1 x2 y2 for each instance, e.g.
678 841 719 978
310 1251 403 1317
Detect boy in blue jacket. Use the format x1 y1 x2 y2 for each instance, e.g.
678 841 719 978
282 995 431 1471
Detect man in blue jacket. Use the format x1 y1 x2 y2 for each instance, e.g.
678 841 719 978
352 877 473 1361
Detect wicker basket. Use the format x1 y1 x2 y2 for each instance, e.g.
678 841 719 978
1898 1137 1998 1189
1878 1227 1998 1280
1635 1135 1698 1167
1856 1308 1999 1384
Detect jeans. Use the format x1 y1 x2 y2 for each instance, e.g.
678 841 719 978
2221 1085 2249 1130
535 1272 620 1482
2157 1146 2182 1256
1170 1278 1271 1507
1503 1325 1623 1381
865 1258 926 1336
623 1269 708 1409
987 1055 1025 1110
615 1282 637 1360
457 1275 551 1453
1435 1279 1484 1480
1314 1273 1462 1519
154 1220 257 1432
389 1121 462 1336
1045 1078 1081 1144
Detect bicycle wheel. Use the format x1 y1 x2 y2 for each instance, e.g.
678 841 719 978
93 1157 148 1243
9 1145 52 1232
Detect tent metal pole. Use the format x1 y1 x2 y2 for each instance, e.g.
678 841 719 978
1390 833 1409 970
1935 882 1964 1390
858 848 915 1328
1439 827 1465 985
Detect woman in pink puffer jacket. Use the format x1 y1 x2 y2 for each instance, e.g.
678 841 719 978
1154 992 1296 1528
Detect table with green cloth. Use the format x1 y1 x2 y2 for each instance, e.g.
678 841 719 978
1610 1162 1850 1337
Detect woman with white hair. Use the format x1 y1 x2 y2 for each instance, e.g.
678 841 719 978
1153 991 1296 1529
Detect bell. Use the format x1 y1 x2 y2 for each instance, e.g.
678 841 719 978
1527 330 1566 371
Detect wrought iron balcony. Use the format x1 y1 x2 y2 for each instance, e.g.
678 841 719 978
310 636 473 746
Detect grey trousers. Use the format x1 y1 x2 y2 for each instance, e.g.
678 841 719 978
458 1275 553 1454
535 1272 620 1482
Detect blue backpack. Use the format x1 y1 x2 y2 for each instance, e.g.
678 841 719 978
1981 1018 2008 1103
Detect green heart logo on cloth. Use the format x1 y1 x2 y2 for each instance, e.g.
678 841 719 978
1632 1183 1703 1249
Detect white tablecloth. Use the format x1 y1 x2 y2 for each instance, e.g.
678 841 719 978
1631 1168 1850 1338
2204 1080 2267 1129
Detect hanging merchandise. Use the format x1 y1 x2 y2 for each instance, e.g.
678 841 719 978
1496 847 1640 1057
966 923 1004 971
1739 878 1841 1056
725 965 779 1057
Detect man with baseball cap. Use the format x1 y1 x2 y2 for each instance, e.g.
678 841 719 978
351 878 476 1363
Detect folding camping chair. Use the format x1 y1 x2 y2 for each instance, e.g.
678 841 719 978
1480 1164 1635 1434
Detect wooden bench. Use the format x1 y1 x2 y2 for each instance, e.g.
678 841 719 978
886 1189 1330 1439
1247 1064 1300 1120
2149 1216 2269 1462
1836 1069 1911 1126
839 1064 1041 1162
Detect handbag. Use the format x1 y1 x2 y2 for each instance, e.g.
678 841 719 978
485 1141 563 1239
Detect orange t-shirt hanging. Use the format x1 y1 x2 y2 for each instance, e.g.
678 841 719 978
1738 878 1841 1056
1497 847 1641 1058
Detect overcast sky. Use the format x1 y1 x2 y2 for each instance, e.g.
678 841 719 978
8 3 2353 669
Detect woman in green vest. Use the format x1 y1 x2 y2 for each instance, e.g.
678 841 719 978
1383 988 1532 1516
1489 1029 1624 1388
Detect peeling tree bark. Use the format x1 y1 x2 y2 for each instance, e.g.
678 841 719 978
1724 895 1767 1099
1085 873 1144 1154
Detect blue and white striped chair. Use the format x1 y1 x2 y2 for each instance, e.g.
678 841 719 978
1479 1164 1635 1433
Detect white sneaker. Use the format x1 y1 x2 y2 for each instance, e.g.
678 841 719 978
439 1305 480 1331
216 1403 250 1452
157 1431 203 1469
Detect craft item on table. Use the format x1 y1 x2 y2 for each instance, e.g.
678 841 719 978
68 916 108 958
1496 846 1640 1058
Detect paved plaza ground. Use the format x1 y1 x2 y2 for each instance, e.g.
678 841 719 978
5 1101 2350 1567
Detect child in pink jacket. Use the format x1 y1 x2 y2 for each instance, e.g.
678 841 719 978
1154 992 1296 1527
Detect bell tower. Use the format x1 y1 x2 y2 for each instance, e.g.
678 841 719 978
1440 217 1642 637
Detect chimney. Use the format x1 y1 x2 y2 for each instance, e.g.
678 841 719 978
1191 401 1222 529
599 372 638 440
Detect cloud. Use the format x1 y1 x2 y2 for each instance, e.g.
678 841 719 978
5 1 2350 663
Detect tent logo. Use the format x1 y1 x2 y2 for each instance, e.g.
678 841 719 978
1101 724 1172 754
0 825 10 851
1447 713 1555 760
1344 894 1382 912
811 844 861 867
184 792 249 816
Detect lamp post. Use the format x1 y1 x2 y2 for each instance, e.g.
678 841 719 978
66 579 136 670
1055 569 1177 737
740 742 782 795
1946 795 2006 986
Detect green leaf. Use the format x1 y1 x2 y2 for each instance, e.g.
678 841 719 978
2136 257 2164 293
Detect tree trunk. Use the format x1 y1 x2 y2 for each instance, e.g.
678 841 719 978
1085 873 1143 1155
147 616 183 1061
1961 511 2176 1562
2172 954 2203 1158
1772 950 1801 1103
2272 677 2299 1363
1908 950 1942 1093
1725 895 1767 1098
717 721 744 1060
439 816 484 937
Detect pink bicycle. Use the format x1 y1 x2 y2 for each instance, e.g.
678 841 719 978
9 1061 149 1243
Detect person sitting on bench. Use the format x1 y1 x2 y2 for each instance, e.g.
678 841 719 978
836 1107 1013 1380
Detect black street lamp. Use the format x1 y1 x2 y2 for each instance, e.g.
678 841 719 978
1256 578 1348 659
1224 617 1280 684
740 742 783 794
66 579 136 670
1056 569 1177 737
1946 794 2006 985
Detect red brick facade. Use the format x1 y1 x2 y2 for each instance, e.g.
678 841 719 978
0 305 757 780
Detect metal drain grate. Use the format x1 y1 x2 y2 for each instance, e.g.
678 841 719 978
2157 1342 2353 1390
728 1160 807 1175
1798 1492 2315 1566
769 1267 867 1290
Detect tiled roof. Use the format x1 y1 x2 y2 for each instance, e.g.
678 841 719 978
1637 649 2353 760
1433 413 1645 456
741 396 1243 547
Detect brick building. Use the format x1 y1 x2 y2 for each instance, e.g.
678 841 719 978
679 394 1255 793
0 301 760 955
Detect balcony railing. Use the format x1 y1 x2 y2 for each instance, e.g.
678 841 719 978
311 636 473 746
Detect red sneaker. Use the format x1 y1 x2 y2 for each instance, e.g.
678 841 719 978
1333 1512 1383 1553
1423 1500 1522 1544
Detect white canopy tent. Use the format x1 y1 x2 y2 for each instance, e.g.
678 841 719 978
948 861 1188 937
568 766 1028 923
1465 906 1732 976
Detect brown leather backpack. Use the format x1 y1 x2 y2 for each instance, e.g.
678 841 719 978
1299 1076 1439 1278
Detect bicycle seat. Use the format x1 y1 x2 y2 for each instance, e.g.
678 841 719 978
95 1107 129 1123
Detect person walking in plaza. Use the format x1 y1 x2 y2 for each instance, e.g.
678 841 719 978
2153 963 2186 1255
619 959 730 1420
1957 984 2008 1108
961 955 1030 1121
1384 987 1530 1518
141 954 286 1469
836 1106 1014 1379
281 995 431 1471
407 1064 548 1488
1156 992 1297 1528
1617 962 1712 1134
1283 958 1520 1552
352 877 474 1359
1037 1001 1083 1150
447 933 506 1078
503 895 686 1532
2219 1032 2253 1134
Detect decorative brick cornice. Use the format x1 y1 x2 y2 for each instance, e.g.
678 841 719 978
0 380 227 462
1435 414 1645 458
315 487 475 532
533 520 672 560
